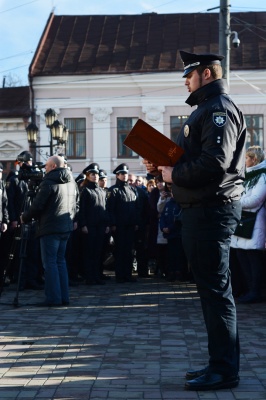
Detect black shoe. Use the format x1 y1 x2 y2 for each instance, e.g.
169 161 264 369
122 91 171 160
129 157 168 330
33 301 62 307
101 274 111 280
185 373 240 391
138 273 149 278
85 280 95 285
24 282 44 290
124 277 137 282
95 279 106 285
69 279 79 287
186 366 209 380
116 278 125 283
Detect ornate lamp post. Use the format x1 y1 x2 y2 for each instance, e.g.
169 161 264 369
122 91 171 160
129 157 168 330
26 109 68 160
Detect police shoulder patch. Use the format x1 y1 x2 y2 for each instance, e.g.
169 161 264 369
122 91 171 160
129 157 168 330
213 112 227 127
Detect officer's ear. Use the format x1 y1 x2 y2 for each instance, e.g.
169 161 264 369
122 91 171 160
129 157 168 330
203 68 212 80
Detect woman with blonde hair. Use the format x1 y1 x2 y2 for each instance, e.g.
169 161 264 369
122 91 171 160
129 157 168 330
231 145 266 303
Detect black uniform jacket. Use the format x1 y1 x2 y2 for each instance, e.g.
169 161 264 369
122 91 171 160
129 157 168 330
22 168 77 237
107 179 140 226
172 79 246 207
79 181 109 228
6 174 28 222
0 180 8 224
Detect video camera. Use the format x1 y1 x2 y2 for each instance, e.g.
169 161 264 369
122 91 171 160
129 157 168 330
16 151 44 184
18 163 44 183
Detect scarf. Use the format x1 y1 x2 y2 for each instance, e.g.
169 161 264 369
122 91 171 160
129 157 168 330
244 167 266 189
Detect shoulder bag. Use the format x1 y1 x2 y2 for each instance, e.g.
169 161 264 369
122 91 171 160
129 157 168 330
234 202 265 239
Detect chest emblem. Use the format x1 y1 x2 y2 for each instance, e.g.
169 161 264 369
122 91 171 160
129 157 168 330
213 112 227 127
184 124 190 137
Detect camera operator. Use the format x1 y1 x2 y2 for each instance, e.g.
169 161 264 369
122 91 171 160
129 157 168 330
20 155 77 307
0 162 9 283
6 151 43 290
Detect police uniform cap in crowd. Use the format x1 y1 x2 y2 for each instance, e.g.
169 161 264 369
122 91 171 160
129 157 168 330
75 173 85 184
99 169 107 179
180 50 224 77
82 163 100 174
0 162 3 172
16 150 33 162
113 163 129 174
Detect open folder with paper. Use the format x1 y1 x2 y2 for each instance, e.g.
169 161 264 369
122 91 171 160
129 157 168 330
123 119 184 167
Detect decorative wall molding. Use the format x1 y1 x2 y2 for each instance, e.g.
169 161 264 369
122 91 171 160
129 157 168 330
142 105 165 122
90 107 113 122
0 140 22 159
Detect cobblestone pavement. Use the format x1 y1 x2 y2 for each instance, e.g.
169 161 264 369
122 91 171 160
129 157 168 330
0 274 265 400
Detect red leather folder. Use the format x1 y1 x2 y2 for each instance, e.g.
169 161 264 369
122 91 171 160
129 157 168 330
123 119 184 166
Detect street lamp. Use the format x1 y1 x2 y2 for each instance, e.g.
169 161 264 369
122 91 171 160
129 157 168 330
25 108 68 160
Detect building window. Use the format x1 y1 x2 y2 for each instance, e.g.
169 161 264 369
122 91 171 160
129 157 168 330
117 117 138 158
64 118 86 159
170 116 189 142
244 115 263 149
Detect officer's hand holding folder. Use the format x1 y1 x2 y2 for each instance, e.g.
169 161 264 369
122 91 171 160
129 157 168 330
123 119 184 171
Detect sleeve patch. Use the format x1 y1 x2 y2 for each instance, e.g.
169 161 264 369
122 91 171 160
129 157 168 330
213 112 227 127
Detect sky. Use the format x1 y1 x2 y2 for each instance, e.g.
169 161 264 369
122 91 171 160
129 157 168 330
0 0 265 86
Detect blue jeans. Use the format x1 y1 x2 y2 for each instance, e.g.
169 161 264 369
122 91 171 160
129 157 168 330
40 233 70 304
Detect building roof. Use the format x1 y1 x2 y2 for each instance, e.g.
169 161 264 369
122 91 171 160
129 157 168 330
29 12 266 77
0 86 31 118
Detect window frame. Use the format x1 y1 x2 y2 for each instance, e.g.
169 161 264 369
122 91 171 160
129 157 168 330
64 117 86 159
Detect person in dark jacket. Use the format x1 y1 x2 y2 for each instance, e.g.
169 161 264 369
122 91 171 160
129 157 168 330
144 51 246 391
0 163 8 235
128 173 149 278
0 162 9 284
79 163 110 285
159 187 188 282
21 155 77 306
6 151 43 290
107 164 140 283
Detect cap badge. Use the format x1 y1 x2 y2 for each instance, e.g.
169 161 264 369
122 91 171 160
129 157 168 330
184 61 200 69
213 112 227 127
184 124 190 137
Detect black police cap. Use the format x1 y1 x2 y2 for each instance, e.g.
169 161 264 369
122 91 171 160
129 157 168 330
99 169 107 179
113 163 129 174
82 163 100 175
180 50 224 77
16 150 33 162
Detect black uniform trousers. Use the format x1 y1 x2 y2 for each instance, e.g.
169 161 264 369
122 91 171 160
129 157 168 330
113 225 135 280
181 201 241 377
82 225 105 283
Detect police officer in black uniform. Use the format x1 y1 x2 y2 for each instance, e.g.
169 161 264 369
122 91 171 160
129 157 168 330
79 163 110 285
144 51 246 391
0 162 9 283
107 164 140 283
98 169 108 191
6 151 43 289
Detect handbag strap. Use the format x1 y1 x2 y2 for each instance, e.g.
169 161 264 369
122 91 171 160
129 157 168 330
256 200 266 214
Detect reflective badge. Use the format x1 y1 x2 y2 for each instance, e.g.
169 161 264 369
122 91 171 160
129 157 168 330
213 112 227 127
184 124 190 137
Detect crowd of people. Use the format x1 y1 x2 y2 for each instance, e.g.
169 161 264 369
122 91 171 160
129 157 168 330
1 146 265 306
1 49 265 391
0 153 193 303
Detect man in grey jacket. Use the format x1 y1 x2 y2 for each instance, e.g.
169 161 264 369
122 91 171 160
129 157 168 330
21 155 77 306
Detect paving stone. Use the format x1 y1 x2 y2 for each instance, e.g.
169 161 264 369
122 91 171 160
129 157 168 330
0 275 265 399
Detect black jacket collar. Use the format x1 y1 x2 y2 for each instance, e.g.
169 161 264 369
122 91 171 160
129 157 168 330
186 79 228 107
